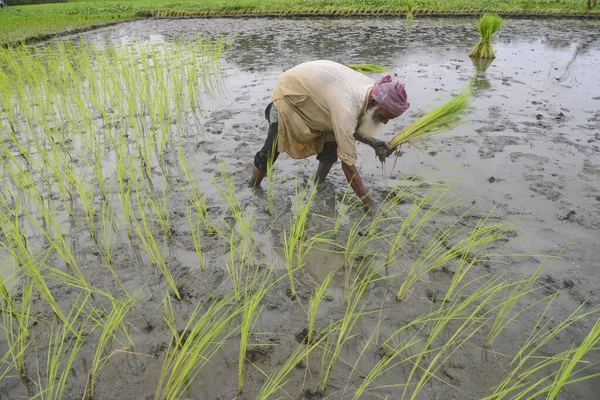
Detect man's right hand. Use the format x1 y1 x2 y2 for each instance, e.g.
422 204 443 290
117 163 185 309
373 141 395 162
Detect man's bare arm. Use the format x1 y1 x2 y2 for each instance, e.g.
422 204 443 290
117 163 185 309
354 132 394 162
341 161 376 212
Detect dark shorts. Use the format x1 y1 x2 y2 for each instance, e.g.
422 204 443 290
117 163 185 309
253 103 338 170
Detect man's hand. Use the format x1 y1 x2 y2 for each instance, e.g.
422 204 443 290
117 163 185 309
373 140 394 162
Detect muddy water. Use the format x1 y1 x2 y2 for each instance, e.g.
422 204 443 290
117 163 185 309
14 17 599 399
78 16 600 302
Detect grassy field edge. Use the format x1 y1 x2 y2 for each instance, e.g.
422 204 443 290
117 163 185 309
1 0 600 46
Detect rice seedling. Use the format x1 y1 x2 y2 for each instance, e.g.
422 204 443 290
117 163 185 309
319 258 386 392
238 268 273 393
156 292 241 400
35 292 93 400
187 203 206 270
483 300 600 399
178 147 224 238
211 166 254 248
406 0 415 21
256 327 330 400
345 63 390 73
132 186 180 300
85 289 140 400
469 14 504 59
282 179 320 299
0 273 35 396
265 141 281 216
482 266 545 352
397 206 516 301
225 230 250 302
389 83 472 149
307 271 335 346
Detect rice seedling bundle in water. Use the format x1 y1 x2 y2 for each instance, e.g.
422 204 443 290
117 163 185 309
389 83 472 149
346 63 389 73
469 14 504 59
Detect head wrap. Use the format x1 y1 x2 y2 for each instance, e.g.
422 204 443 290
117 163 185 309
371 74 410 118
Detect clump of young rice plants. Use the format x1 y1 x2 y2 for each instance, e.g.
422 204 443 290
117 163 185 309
85 289 140 400
0 274 36 396
396 208 518 301
266 143 281 216
406 0 414 21
469 14 504 59
35 292 93 400
389 83 472 150
307 272 334 346
282 179 322 300
157 292 242 399
483 300 600 399
238 268 274 393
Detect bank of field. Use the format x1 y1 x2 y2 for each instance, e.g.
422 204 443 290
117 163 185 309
1 0 599 45
1 28 600 398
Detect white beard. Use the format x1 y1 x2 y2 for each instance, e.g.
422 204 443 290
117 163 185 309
357 106 383 139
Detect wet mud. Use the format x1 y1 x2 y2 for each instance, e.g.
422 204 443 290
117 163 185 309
2 17 600 399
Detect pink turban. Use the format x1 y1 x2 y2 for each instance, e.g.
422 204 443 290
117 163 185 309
371 74 410 118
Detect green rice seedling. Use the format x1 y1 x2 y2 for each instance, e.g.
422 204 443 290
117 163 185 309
85 289 140 400
333 185 356 236
384 180 459 270
483 268 545 351
352 326 424 399
78 175 98 243
319 259 386 392
225 230 249 302
178 147 224 238
469 14 504 59
345 63 390 73
400 274 515 399
211 166 254 248
341 212 372 270
147 175 172 239
0 274 35 396
308 272 335 346
483 298 600 399
133 188 180 300
256 328 330 400
156 292 241 400
389 83 472 150
544 318 600 398
36 292 93 400
24 199 86 285
265 140 281 216
0 205 81 336
282 179 319 299
406 0 414 21
187 203 206 271
238 268 273 393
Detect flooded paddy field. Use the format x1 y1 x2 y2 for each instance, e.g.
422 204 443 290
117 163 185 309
1 17 600 399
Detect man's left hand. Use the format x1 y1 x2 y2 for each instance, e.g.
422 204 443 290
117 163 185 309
373 141 394 162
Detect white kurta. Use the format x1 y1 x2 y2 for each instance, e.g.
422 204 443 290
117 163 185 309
271 60 374 166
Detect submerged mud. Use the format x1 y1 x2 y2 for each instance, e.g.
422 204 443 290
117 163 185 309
2 17 600 399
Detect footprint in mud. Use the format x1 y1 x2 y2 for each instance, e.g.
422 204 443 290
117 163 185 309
528 181 563 201
510 152 549 164
578 160 600 181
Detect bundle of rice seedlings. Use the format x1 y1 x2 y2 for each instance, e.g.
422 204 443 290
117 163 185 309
389 83 472 149
469 14 504 59
406 0 414 21
470 56 494 73
345 63 389 73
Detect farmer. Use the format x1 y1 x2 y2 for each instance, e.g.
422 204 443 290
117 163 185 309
249 60 410 212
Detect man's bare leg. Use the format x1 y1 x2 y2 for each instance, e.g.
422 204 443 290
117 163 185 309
314 162 333 185
249 168 267 187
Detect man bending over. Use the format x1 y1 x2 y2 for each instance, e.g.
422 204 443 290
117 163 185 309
250 60 409 212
